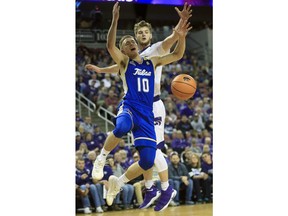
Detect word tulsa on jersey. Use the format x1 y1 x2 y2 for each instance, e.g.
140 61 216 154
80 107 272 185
133 68 152 76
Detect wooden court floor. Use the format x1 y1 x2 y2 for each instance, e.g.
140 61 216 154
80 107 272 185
76 203 212 216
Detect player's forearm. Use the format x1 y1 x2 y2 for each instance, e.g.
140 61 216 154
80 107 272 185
100 64 119 73
106 19 118 50
171 35 185 61
162 30 179 52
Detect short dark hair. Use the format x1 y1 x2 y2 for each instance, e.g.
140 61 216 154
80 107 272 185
119 35 135 50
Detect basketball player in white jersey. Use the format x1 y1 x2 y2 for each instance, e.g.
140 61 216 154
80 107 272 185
85 3 192 211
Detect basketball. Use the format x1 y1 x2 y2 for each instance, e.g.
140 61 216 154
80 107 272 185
171 74 197 100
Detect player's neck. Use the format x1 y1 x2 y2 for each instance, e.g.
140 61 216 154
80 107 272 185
132 55 143 64
139 43 151 52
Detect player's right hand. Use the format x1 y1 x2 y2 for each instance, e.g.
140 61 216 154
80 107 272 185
85 64 101 73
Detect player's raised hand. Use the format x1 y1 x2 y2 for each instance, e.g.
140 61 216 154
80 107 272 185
112 2 120 21
174 19 192 37
175 2 192 21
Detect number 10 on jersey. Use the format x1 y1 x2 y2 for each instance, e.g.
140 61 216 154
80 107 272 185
137 77 149 92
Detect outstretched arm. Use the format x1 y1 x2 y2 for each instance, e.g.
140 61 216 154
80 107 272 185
106 2 127 65
161 2 192 52
85 64 119 74
151 19 192 67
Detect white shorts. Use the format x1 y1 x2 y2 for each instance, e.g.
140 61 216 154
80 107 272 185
153 99 166 146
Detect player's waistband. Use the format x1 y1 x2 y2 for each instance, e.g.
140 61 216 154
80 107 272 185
153 95 160 102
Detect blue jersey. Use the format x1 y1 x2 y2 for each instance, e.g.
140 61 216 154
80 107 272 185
120 57 155 109
115 57 157 148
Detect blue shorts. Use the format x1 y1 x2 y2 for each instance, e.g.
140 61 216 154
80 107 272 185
116 100 156 149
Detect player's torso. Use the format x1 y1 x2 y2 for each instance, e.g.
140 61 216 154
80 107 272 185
120 57 155 108
139 42 166 96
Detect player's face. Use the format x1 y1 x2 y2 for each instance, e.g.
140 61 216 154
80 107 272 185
122 38 138 57
135 27 152 46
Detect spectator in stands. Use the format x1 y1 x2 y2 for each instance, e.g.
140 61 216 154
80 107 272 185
76 131 83 151
78 142 89 159
85 132 100 152
168 152 194 205
76 110 83 122
171 130 190 154
205 113 213 133
190 138 202 156
88 73 101 89
201 152 213 176
190 113 205 133
176 115 193 138
93 125 106 149
164 116 175 139
103 89 119 115
76 158 104 213
111 139 133 159
118 149 132 171
80 116 94 134
185 131 193 145
102 74 112 88
76 183 91 214
85 151 107 211
128 152 145 207
202 136 213 153
107 155 135 210
185 153 212 203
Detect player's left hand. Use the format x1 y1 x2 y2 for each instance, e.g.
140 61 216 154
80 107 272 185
174 19 192 37
112 2 120 21
175 2 192 21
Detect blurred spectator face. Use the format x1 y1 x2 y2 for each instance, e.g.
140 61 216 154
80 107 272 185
170 154 180 165
108 90 114 97
79 126 84 133
172 130 178 139
119 150 127 160
166 148 173 157
79 142 88 152
114 152 122 163
181 115 188 122
202 153 212 163
85 117 91 124
87 151 96 161
76 159 85 170
76 134 81 141
85 133 92 141
132 153 140 162
94 126 100 133
203 144 210 153
205 137 211 145
76 150 83 159
185 150 193 163
191 153 200 166
191 138 197 146
107 157 114 167
176 130 183 139
119 139 125 147
91 73 97 80
202 130 211 138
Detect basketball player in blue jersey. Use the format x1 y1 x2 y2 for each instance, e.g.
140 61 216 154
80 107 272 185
86 3 192 211
92 2 191 211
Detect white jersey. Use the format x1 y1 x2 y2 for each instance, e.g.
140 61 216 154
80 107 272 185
139 41 169 96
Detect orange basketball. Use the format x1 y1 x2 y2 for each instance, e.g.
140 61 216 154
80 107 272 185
171 74 197 100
